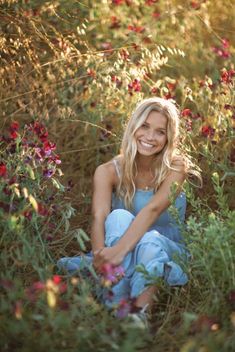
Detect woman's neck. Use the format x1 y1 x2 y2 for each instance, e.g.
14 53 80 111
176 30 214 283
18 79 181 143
136 154 155 173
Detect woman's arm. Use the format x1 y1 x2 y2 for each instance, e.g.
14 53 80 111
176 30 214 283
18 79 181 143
95 160 187 267
90 163 114 254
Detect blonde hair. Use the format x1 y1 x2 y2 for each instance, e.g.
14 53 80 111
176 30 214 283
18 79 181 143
116 97 201 209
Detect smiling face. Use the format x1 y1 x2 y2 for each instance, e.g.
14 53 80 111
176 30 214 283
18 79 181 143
134 110 168 157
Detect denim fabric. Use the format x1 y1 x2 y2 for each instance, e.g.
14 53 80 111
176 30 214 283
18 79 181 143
57 207 189 307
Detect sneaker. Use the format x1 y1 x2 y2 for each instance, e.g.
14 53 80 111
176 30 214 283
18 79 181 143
128 311 148 329
128 304 149 330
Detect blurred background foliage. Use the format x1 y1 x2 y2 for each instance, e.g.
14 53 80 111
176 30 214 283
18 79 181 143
0 0 235 351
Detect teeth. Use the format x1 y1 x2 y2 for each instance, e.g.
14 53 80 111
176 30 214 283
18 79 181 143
140 141 154 148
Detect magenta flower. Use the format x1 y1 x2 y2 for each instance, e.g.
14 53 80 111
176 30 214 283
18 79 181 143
100 263 125 287
43 141 56 156
43 168 55 178
116 298 131 318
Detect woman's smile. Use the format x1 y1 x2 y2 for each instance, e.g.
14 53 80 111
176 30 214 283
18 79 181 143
135 110 168 157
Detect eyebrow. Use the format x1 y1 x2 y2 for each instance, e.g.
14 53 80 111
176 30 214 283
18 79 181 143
143 122 166 130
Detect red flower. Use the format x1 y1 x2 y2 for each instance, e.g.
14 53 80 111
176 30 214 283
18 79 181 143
38 203 49 216
9 121 19 139
190 1 200 9
10 121 19 131
220 68 235 84
43 141 56 156
0 163 7 177
53 275 62 285
166 82 177 91
145 0 158 5
127 25 145 33
110 16 121 29
201 125 215 138
112 0 124 4
128 79 141 94
152 12 161 19
181 108 192 118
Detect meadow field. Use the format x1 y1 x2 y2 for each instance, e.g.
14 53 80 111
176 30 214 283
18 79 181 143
0 0 235 351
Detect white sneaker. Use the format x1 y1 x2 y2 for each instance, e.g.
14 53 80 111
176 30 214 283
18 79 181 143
128 304 149 330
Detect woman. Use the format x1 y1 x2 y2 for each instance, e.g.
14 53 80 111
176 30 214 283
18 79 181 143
58 97 201 322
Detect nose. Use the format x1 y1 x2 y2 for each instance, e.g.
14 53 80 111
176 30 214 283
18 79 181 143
146 130 155 140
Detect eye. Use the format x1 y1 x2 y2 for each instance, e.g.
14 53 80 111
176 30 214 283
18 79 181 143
141 123 148 129
158 130 165 135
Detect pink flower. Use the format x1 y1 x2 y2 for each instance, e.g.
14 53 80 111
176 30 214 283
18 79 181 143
53 275 62 285
145 0 158 5
100 263 125 287
112 0 124 4
116 298 131 318
212 39 231 59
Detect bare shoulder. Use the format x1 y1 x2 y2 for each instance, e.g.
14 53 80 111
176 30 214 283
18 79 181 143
93 158 118 186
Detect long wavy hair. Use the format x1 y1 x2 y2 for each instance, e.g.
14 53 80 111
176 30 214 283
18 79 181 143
116 97 201 209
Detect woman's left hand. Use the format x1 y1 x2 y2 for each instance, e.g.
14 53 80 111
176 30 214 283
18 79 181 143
93 245 126 271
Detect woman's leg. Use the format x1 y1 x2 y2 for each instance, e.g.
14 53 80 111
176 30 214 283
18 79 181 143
104 209 136 306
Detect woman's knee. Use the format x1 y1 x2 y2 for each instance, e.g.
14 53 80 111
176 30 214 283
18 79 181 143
105 209 135 239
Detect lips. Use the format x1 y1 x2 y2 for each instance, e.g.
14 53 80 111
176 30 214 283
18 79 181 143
139 140 155 149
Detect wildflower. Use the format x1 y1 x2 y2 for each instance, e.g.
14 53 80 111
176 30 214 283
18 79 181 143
145 0 158 5
9 121 20 140
127 25 145 33
0 162 7 177
152 12 161 19
201 125 215 138
112 0 124 5
181 108 192 118
151 87 160 95
43 141 56 156
110 16 121 29
43 168 54 178
220 68 235 84
38 203 49 216
128 79 141 94
100 263 125 287
212 38 231 59
190 1 201 9
32 121 48 142
53 275 61 285
116 298 131 318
